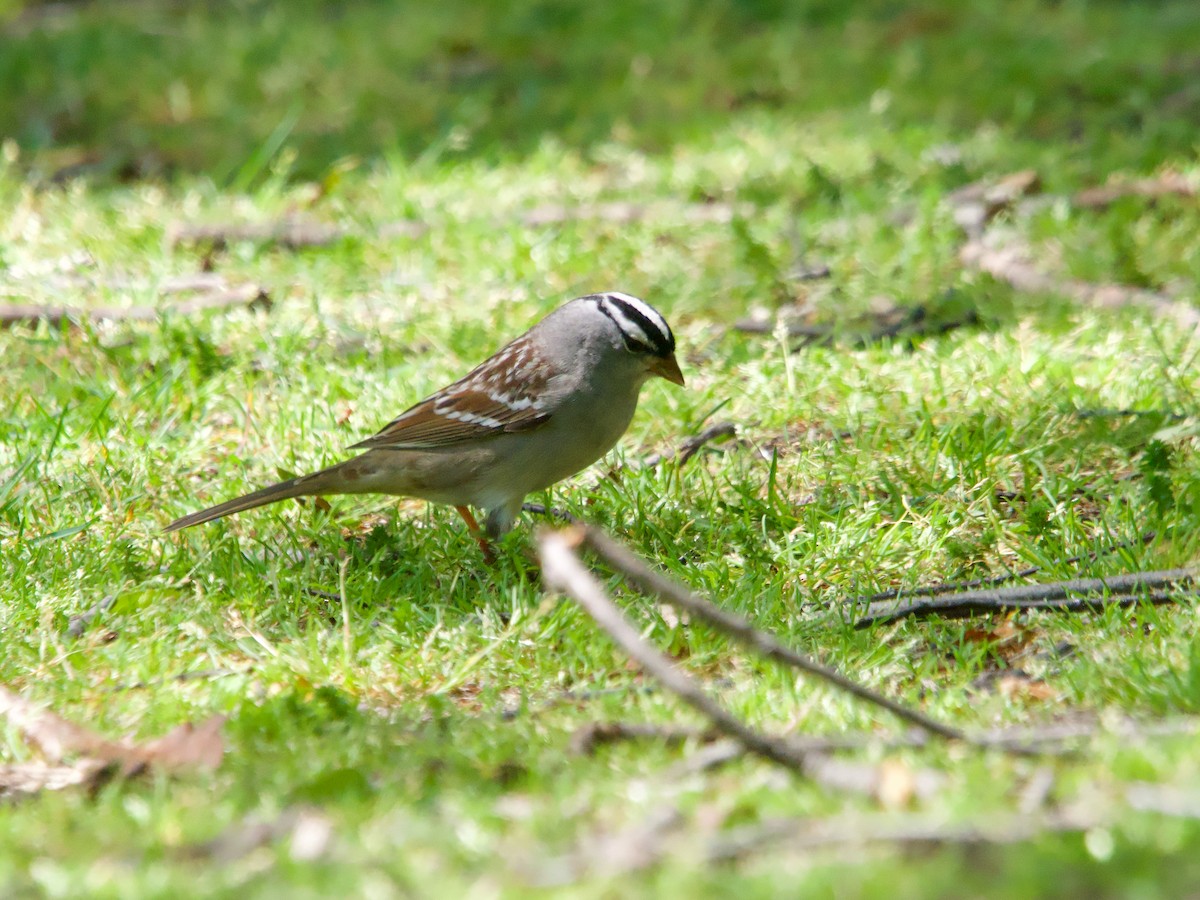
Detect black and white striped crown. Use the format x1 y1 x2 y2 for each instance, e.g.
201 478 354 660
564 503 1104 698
587 292 675 358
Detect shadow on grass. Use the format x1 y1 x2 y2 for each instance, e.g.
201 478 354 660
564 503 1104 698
2 0 1199 182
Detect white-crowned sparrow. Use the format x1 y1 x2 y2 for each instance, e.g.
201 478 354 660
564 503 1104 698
163 292 684 545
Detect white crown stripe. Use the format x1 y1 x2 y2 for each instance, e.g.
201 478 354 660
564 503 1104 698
603 292 670 338
604 306 655 348
594 293 673 354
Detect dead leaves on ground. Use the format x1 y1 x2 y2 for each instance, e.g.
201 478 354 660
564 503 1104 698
0 683 223 800
951 168 1200 327
0 272 271 329
735 167 1198 348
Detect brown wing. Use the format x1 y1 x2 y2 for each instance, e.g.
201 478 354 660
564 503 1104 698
350 336 556 450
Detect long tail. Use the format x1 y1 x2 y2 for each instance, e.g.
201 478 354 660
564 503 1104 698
163 465 344 533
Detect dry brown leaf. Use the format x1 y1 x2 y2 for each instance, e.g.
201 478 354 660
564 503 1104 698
0 761 106 798
135 715 226 772
0 684 120 763
998 675 1058 702
0 682 224 797
448 682 483 711
963 618 1038 662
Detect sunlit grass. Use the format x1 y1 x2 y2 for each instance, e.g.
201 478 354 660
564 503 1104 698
3 0 1200 895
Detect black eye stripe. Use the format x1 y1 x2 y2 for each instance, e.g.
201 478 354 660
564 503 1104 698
608 297 672 354
592 294 675 357
594 302 647 353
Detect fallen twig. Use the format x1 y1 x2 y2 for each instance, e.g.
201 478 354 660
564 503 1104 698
960 235 1200 326
702 809 1094 864
103 668 249 693
640 421 739 469
168 218 347 249
303 586 341 602
66 594 118 638
1071 408 1186 421
620 715 1199 784
975 715 1200 751
576 525 965 741
0 283 270 328
1073 173 1195 210
570 722 715 755
855 568 1196 628
539 529 810 771
734 299 979 348
0 272 247 297
520 200 744 228
661 738 745 778
168 200 738 256
860 531 1157 604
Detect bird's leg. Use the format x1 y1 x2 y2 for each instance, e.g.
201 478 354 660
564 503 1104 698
454 505 496 563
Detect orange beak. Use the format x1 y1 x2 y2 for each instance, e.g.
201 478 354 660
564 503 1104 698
649 353 685 386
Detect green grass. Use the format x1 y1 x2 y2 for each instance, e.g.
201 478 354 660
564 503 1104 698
4 0 1200 895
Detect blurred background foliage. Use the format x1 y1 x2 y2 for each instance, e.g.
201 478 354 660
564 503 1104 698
1 0 1198 183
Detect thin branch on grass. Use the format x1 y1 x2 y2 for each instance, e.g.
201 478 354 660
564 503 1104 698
733 303 979 347
0 272 248 297
1072 173 1195 210
590 723 937 760
167 200 739 255
860 531 1157 603
976 715 1200 750
523 424 740 525
639 421 739 469
303 586 341 602
576 525 965 742
622 716 1199 787
787 262 833 282
531 806 687 886
520 200 744 227
103 668 249 693
1072 408 1186 421
168 218 348 249
960 236 1200 326
66 594 118 638
570 722 716 755
589 712 1188 774
0 284 270 328
702 809 1097 864
661 738 745 778
539 529 810 772
855 568 1196 628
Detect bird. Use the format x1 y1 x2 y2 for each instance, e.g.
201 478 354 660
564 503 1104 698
163 292 685 552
